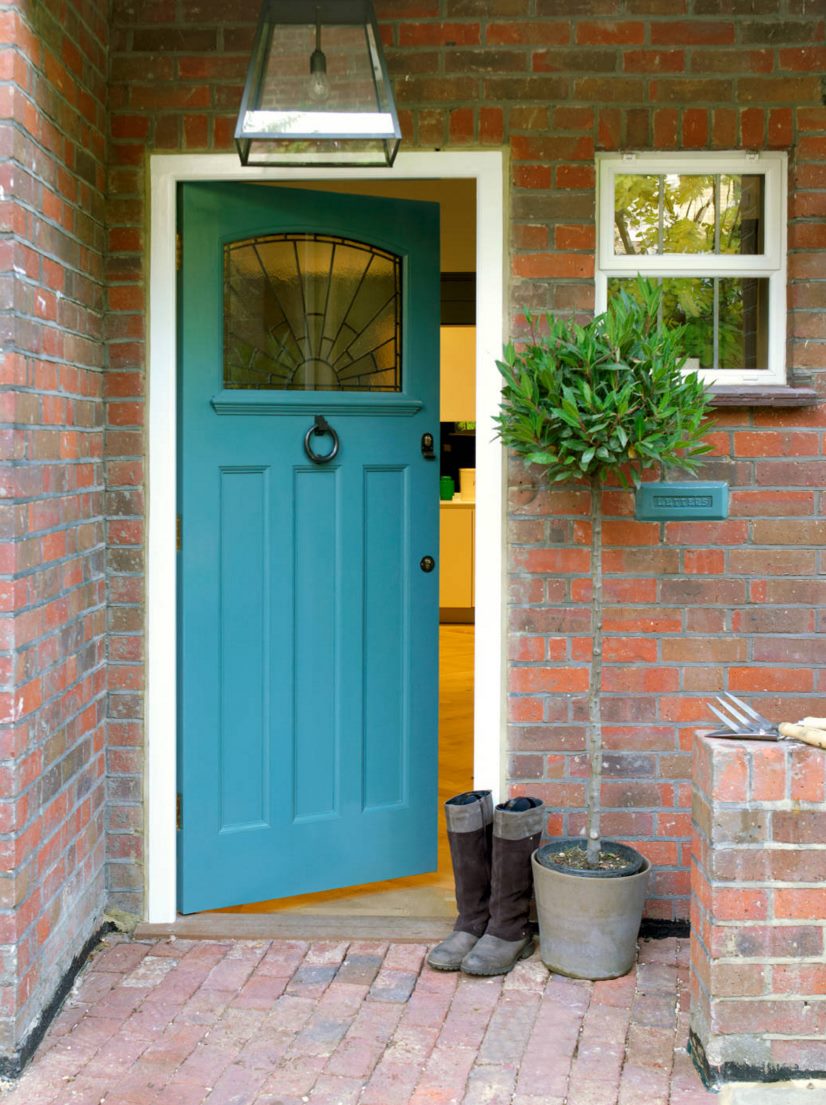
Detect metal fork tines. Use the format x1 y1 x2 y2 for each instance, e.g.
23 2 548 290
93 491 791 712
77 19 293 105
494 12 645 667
720 692 775 731
710 692 779 739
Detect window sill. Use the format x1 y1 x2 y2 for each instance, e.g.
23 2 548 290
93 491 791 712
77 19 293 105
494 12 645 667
709 385 819 408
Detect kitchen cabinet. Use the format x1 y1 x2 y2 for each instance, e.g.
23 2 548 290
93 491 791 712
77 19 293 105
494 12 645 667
440 501 474 619
440 326 476 422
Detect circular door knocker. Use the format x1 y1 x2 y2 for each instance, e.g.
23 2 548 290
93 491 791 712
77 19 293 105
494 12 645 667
304 414 340 465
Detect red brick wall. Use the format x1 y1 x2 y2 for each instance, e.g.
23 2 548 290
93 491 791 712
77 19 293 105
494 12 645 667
691 733 826 1080
105 3 826 920
0 0 108 1061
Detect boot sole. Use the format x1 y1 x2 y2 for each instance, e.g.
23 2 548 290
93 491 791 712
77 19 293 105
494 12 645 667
425 959 462 972
460 940 534 977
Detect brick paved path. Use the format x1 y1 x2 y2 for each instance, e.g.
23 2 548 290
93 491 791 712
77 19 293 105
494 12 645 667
0 934 716 1105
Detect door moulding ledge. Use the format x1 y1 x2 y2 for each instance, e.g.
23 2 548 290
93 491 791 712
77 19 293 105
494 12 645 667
147 150 507 925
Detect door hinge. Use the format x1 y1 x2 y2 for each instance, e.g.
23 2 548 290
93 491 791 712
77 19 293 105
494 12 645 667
176 793 182 831
176 232 182 271
176 514 182 552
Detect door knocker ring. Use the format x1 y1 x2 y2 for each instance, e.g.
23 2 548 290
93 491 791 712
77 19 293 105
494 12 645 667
304 415 340 465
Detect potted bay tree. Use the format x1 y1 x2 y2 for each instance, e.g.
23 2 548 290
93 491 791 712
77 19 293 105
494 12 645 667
496 277 713 979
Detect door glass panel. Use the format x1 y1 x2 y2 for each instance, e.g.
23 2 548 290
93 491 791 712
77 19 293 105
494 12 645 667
224 233 402 391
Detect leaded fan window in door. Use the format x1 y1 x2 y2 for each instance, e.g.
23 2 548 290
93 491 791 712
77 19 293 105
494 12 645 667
224 233 402 391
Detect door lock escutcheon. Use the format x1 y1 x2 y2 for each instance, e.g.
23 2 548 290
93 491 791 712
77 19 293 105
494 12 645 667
421 432 436 460
420 556 435 573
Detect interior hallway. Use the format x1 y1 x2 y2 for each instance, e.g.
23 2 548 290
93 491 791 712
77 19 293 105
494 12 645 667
215 623 474 919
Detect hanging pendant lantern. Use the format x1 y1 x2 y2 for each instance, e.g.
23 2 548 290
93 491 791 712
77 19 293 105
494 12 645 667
235 0 402 168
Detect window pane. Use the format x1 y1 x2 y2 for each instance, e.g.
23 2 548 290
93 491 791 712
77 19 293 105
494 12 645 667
614 172 765 256
607 277 769 372
661 277 715 367
224 233 402 391
719 175 764 255
662 175 715 254
718 277 769 370
614 174 660 255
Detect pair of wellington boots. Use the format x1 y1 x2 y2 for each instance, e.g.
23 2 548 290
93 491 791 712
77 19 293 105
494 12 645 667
427 790 545 976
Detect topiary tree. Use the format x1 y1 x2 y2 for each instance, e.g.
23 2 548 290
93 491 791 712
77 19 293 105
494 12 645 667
496 277 714 867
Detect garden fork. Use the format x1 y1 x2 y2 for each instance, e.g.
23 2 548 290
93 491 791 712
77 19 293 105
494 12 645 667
707 692 780 740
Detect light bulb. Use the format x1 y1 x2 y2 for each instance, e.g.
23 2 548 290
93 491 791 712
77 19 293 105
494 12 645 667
309 48 330 103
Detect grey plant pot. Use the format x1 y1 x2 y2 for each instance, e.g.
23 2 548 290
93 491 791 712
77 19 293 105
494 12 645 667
531 849 651 980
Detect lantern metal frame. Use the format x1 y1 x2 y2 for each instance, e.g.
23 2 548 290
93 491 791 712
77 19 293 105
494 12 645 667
235 0 402 168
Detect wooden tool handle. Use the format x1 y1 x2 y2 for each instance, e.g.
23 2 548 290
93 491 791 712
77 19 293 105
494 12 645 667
798 717 826 731
779 722 826 749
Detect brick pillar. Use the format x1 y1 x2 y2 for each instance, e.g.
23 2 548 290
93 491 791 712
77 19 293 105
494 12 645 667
690 732 826 1083
0 0 109 1070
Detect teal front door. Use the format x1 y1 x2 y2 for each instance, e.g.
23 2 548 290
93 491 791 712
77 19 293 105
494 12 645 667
178 182 440 914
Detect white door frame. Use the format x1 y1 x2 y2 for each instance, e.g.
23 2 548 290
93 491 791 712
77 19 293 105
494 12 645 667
146 150 507 923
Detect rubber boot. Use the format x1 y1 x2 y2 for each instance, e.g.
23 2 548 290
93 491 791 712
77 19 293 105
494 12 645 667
460 796 545 976
426 791 493 971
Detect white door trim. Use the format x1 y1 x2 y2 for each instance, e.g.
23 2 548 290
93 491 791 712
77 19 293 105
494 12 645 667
146 150 507 923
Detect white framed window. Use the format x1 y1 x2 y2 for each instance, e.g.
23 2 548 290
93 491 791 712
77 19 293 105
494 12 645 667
595 151 787 386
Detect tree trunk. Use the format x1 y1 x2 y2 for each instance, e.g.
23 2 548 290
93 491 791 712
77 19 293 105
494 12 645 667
586 474 603 866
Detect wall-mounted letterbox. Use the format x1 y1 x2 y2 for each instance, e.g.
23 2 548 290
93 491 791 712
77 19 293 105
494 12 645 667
635 481 729 521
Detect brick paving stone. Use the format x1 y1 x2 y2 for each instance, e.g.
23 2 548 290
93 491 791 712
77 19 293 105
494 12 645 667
0 936 722 1105
287 1014 352 1059
334 953 384 987
478 989 541 1067
261 1053 328 1097
545 971 592 1012
178 988 235 1026
592 970 638 1007
183 943 232 967
149 937 198 957
619 1060 670 1104
636 961 680 993
286 965 338 997
439 975 502 1050
462 1063 517 1104
408 1043 476 1105
632 987 679 1028
303 941 349 967
229 972 289 1010
566 1080 624 1105
316 981 369 1018
512 1097 565 1105
177 1042 240 1085
324 1033 385 1079
256 941 307 976
154 1077 210 1105
92 938 151 974
640 938 680 965
383 942 427 972
204 1008 267 1051
344 997 404 1043
502 951 548 993
625 1023 674 1070
360 1056 423 1105
264 992 317 1032
202 1062 270 1105
344 940 389 959
367 968 418 1003
83 1032 151 1078
307 1073 365 1103
145 962 215 1003
202 954 259 994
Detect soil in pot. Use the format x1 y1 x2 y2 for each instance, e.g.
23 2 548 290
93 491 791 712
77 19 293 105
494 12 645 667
536 839 645 878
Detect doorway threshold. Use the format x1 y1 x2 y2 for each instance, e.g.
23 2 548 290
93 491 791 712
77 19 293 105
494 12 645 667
134 912 452 943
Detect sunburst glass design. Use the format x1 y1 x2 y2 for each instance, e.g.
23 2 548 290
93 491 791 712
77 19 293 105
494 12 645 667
224 233 402 391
